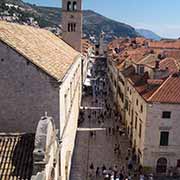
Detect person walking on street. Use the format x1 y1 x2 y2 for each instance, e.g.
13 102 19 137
112 127 115 136
102 164 106 175
96 167 100 177
108 127 111 135
90 163 94 170
93 131 96 138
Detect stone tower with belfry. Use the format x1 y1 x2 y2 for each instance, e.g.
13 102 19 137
62 0 82 52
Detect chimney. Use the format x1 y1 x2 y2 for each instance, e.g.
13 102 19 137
155 58 160 69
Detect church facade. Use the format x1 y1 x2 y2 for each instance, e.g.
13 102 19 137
0 21 82 180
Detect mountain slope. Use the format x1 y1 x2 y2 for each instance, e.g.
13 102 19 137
136 29 162 41
0 0 139 41
83 10 138 40
31 6 138 40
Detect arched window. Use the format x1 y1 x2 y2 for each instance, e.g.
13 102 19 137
73 1 77 11
68 23 76 32
68 23 71 32
177 159 180 167
156 157 167 173
67 1 71 11
73 23 76 32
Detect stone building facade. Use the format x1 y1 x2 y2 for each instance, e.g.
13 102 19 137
107 38 180 175
0 21 82 180
32 116 60 180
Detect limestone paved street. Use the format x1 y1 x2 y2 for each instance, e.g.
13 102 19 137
70 59 130 180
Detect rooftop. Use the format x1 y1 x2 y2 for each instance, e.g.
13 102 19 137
148 74 180 103
0 21 80 81
0 133 35 180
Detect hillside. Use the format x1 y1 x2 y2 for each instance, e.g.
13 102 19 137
136 29 162 41
0 0 139 42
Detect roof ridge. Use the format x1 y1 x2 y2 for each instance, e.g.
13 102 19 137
0 21 80 81
173 58 180 71
147 76 171 102
137 54 151 64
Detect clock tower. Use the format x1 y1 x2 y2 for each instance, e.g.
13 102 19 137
62 0 82 52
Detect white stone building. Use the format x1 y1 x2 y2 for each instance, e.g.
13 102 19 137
107 39 180 175
0 21 82 180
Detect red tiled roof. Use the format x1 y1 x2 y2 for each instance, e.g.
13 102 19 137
108 37 180 104
81 38 93 57
137 54 157 67
159 58 180 74
148 40 180 49
147 79 164 85
164 49 180 59
148 75 180 103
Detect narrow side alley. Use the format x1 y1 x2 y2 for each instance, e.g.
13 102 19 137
70 58 130 180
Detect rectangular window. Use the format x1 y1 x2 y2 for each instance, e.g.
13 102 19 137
136 99 138 106
64 94 67 120
139 65 144 75
122 95 124 103
139 123 142 138
125 99 128 111
177 160 180 168
162 111 171 119
135 115 138 129
140 105 143 113
160 131 169 146
114 80 116 88
128 104 131 116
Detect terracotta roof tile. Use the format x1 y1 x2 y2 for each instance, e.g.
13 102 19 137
0 133 34 179
148 40 180 49
148 75 180 103
159 58 180 74
164 49 180 59
0 21 80 81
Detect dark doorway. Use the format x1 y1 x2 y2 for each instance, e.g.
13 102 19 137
156 157 167 173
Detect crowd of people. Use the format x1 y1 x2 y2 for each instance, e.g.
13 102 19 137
81 59 151 180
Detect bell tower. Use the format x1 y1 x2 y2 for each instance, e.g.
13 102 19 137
62 0 82 52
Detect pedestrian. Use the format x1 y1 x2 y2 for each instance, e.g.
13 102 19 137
104 174 109 180
114 144 118 153
119 172 124 180
90 163 94 170
93 131 96 137
112 127 115 135
128 148 131 156
116 125 119 132
117 145 121 157
140 174 145 180
88 114 91 120
128 173 132 180
90 131 93 138
113 165 118 178
102 164 106 174
106 128 108 136
128 160 133 171
96 167 100 177
108 127 111 135
100 121 104 128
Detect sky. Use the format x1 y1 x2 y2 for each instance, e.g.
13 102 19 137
24 0 180 39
